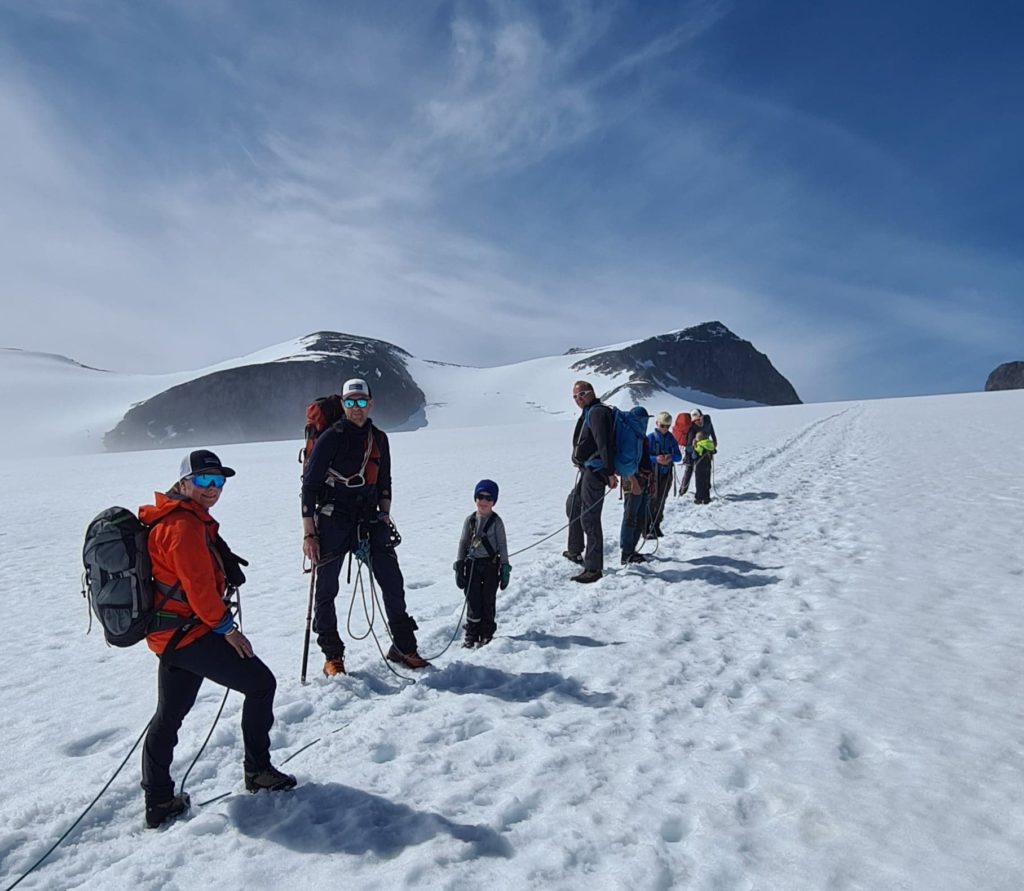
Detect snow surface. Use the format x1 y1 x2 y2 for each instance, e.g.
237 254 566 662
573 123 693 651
1 389 1023 890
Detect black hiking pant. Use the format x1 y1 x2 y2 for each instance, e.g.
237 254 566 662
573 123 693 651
680 456 694 494
694 457 712 503
620 489 649 558
646 471 673 534
142 631 276 803
566 468 608 572
465 558 499 640
313 514 418 658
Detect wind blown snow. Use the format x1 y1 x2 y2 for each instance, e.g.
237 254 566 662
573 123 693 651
1 391 1022 890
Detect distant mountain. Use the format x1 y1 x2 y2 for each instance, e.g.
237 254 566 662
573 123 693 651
985 361 1024 392
2 323 801 454
103 333 425 452
570 321 801 406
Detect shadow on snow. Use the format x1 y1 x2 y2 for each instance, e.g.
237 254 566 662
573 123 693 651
506 630 624 650
422 663 615 707
686 555 783 572
229 783 513 859
721 491 779 502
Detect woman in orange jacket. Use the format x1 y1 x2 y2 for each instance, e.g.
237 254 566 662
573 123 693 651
139 449 295 829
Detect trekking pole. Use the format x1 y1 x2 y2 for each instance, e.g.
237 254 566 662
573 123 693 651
300 565 316 685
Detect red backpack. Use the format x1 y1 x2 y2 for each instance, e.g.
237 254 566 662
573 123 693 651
299 395 344 468
672 412 692 446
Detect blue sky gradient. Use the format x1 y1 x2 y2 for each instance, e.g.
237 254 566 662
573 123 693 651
1 0 1021 401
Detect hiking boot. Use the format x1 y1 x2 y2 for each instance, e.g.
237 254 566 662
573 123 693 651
571 569 603 584
245 765 297 793
322 656 346 677
562 550 584 565
145 793 190 829
477 635 493 647
387 645 430 669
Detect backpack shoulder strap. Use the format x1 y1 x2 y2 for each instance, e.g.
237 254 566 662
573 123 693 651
470 513 498 558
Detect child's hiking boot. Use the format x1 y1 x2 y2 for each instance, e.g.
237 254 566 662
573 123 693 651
145 793 190 829
387 645 430 669
245 765 297 793
323 656 346 677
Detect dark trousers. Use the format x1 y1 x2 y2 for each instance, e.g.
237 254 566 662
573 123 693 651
142 631 276 802
694 457 712 503
680 456 694 493
313 515 418 657
566 468 607 572
620 489 649 557
646 472 673 534
465 558 499 639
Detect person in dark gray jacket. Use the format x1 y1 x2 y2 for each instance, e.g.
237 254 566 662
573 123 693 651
453 479 510 647
565 380 617 583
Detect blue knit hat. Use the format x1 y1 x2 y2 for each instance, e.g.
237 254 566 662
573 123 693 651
474 479 499 503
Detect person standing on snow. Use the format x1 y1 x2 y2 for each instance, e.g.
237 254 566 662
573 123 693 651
679 409 718 495
140 449 295 829
565 380 617 583
301 378 428 674
453 479 510 648
693 432 717 504
621 421 656 564
645 410 682 537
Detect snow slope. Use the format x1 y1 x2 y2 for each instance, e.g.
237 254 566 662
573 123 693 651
1 389 1022 890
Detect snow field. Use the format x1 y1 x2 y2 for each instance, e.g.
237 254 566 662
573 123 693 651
1 392 1022 889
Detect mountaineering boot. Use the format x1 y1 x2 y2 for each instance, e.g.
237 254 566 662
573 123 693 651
387 645 430 669
477 635 493 647
245 764 297 793
463 623 480 648
571 569 603 584
145 793 191 829
323 656 346 677
562 550 584 565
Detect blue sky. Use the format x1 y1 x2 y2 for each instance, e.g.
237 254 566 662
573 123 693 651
1 0 1021 401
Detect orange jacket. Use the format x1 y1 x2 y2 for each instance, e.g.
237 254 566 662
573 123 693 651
139 492 231 656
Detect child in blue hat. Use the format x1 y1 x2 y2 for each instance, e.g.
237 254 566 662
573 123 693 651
453 479 510 647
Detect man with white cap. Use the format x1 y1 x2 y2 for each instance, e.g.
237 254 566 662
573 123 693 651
301 378 428 672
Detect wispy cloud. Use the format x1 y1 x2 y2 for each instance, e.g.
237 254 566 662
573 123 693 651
0 0 1021 401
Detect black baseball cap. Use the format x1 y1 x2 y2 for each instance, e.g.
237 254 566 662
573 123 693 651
179 449 236 480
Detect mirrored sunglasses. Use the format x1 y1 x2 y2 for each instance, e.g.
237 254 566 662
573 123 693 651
191 473 226 489
343 398 369 409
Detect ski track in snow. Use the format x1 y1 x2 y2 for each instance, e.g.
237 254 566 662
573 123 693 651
1 394 1023 890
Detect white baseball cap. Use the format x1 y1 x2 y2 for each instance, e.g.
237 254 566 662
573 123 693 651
342 378 372 398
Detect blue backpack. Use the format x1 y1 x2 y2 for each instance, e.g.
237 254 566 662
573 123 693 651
611 406 649 479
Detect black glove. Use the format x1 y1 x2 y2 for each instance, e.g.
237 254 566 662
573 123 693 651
499 563 511 591
453 560 468 590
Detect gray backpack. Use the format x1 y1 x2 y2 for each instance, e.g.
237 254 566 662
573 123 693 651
81 507 176 647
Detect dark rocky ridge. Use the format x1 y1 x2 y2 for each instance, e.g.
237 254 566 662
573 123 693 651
985 361 1024 392
104 333 425 451
571 321 801 405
